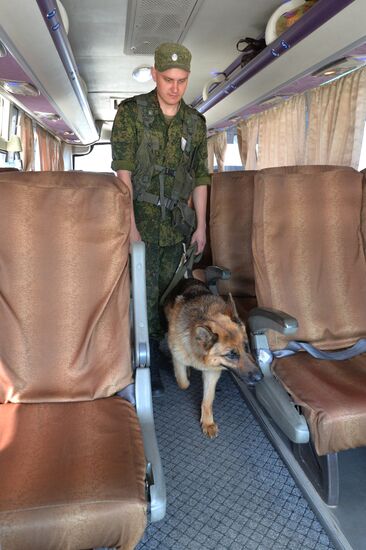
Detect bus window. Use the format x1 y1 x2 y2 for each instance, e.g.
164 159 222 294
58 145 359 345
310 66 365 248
209 127 243 173
0 98 22 169
224 127 243 170
0 96 10 140
74 143 113 172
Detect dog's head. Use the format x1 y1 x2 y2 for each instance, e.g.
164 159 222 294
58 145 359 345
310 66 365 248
193 294 262 385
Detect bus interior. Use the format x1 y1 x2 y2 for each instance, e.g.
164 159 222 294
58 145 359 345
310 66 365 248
1 1 366 549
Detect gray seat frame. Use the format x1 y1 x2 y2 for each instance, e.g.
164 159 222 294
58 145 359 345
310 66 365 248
131 241 166 522
247 307 339 505
248 307 309 446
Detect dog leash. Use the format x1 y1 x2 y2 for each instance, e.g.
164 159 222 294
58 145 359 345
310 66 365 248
159 242 202 307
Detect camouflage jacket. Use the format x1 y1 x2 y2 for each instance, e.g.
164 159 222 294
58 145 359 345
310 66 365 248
111 89 210 246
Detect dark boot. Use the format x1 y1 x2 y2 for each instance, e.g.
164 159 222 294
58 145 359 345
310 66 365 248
149 338 165 397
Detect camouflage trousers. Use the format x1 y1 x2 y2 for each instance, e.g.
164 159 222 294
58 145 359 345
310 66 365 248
145 241 184 339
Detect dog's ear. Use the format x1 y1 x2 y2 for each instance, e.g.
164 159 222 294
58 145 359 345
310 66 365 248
195 325 218 350
225 293 242 324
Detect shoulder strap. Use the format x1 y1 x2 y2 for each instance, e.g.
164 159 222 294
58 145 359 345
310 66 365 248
159 243 203 306
169 108 198 203
182 113 194 155
136 95 157 132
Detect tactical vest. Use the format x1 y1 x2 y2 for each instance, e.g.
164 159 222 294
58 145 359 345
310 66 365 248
132 95 198 238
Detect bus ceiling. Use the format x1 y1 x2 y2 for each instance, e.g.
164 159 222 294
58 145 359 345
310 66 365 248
0 0 365 144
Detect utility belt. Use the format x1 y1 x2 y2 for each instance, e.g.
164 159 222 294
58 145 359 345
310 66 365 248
136 190 196 238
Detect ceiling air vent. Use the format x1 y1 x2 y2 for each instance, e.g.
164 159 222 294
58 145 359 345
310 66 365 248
124 0 204 55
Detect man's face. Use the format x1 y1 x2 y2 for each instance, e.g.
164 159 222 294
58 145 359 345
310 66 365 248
151 67 189 108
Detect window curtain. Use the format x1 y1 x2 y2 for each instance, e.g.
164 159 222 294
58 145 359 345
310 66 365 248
36 126 64 171
207 131 227 173
237 118 260 170
305 67 366 168
256 94 306 169
237 121 247 167
53 139 64 171
20 113 35 171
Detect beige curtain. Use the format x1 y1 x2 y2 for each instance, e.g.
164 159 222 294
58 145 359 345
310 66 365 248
207 136 215 173
36 126 64 171
256 94 306 169
20 113 35 171
243 117 260 170
239 95 306 170
237 121 247 167
52 138 64 171
214 131 227 172
207 131 227 173
306 67 366 168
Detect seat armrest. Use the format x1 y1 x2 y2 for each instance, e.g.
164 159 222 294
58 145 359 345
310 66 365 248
246 308 308 441
130 242 150 367
248 307 298 377
135 368 166 522
248 307 298 335
204 265 231 295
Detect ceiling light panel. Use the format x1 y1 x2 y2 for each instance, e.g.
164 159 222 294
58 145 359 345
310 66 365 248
0 80 39 96
132 65 152 82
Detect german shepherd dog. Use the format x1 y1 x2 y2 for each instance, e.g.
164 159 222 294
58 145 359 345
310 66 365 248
164 278 262 438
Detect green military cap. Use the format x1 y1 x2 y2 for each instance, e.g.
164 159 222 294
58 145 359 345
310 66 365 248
154 42 191 72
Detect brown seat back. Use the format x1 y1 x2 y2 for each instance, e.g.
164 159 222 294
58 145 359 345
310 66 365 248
210 171 256 297
0 171 132 403
253 165 366 350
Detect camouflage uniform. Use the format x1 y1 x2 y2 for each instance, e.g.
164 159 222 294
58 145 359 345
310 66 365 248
111 88 210 338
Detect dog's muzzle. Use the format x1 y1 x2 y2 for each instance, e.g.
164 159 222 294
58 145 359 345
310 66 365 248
243 370 263 387
221 364 263 386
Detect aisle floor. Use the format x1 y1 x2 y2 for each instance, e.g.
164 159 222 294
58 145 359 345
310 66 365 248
136 368 335 550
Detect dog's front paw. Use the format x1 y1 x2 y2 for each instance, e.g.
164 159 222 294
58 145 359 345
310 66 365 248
173 364 190 390
178 380 190 390
202 422 219 439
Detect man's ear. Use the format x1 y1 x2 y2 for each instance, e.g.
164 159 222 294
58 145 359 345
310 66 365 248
151 67 157 82
195 325 218 350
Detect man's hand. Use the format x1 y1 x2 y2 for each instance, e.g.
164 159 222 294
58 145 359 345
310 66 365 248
191 185 207 255
130 223 142 244
191 225 206 254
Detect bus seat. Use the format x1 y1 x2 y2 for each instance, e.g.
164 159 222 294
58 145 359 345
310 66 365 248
208 170 257 320
248 165 366 505
0 171 165 549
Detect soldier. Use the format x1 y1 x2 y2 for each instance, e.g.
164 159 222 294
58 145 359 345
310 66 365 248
111 42 210 396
